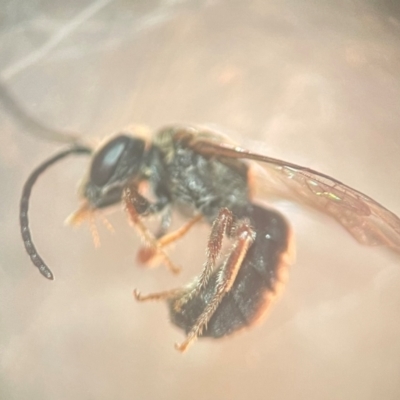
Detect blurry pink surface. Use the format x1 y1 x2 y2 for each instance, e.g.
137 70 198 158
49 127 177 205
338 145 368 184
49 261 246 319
1 1 400 399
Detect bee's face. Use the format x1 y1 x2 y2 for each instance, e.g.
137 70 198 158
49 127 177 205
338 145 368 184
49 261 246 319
82 134 146 209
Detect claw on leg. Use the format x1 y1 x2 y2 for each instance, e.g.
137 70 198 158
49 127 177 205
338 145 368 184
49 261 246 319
175 341 191 353
133 288 183 302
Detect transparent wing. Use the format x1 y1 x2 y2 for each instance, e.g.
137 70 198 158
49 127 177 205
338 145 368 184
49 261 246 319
184 132 400 253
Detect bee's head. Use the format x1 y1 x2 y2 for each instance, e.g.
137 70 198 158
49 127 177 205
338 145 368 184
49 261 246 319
81 134 146 209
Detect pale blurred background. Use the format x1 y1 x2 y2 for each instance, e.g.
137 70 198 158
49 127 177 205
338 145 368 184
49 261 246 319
1 1 400 399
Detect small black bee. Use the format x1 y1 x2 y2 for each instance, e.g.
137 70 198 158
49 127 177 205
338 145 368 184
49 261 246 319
20 125 400 352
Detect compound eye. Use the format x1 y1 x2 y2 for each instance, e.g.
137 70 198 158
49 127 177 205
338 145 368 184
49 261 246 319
90 136 130 186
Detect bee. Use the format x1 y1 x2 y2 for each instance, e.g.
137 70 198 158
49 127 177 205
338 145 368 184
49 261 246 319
20 123 400 352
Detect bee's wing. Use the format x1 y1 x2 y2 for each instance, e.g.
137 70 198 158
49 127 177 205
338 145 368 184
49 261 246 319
188 136 400 253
